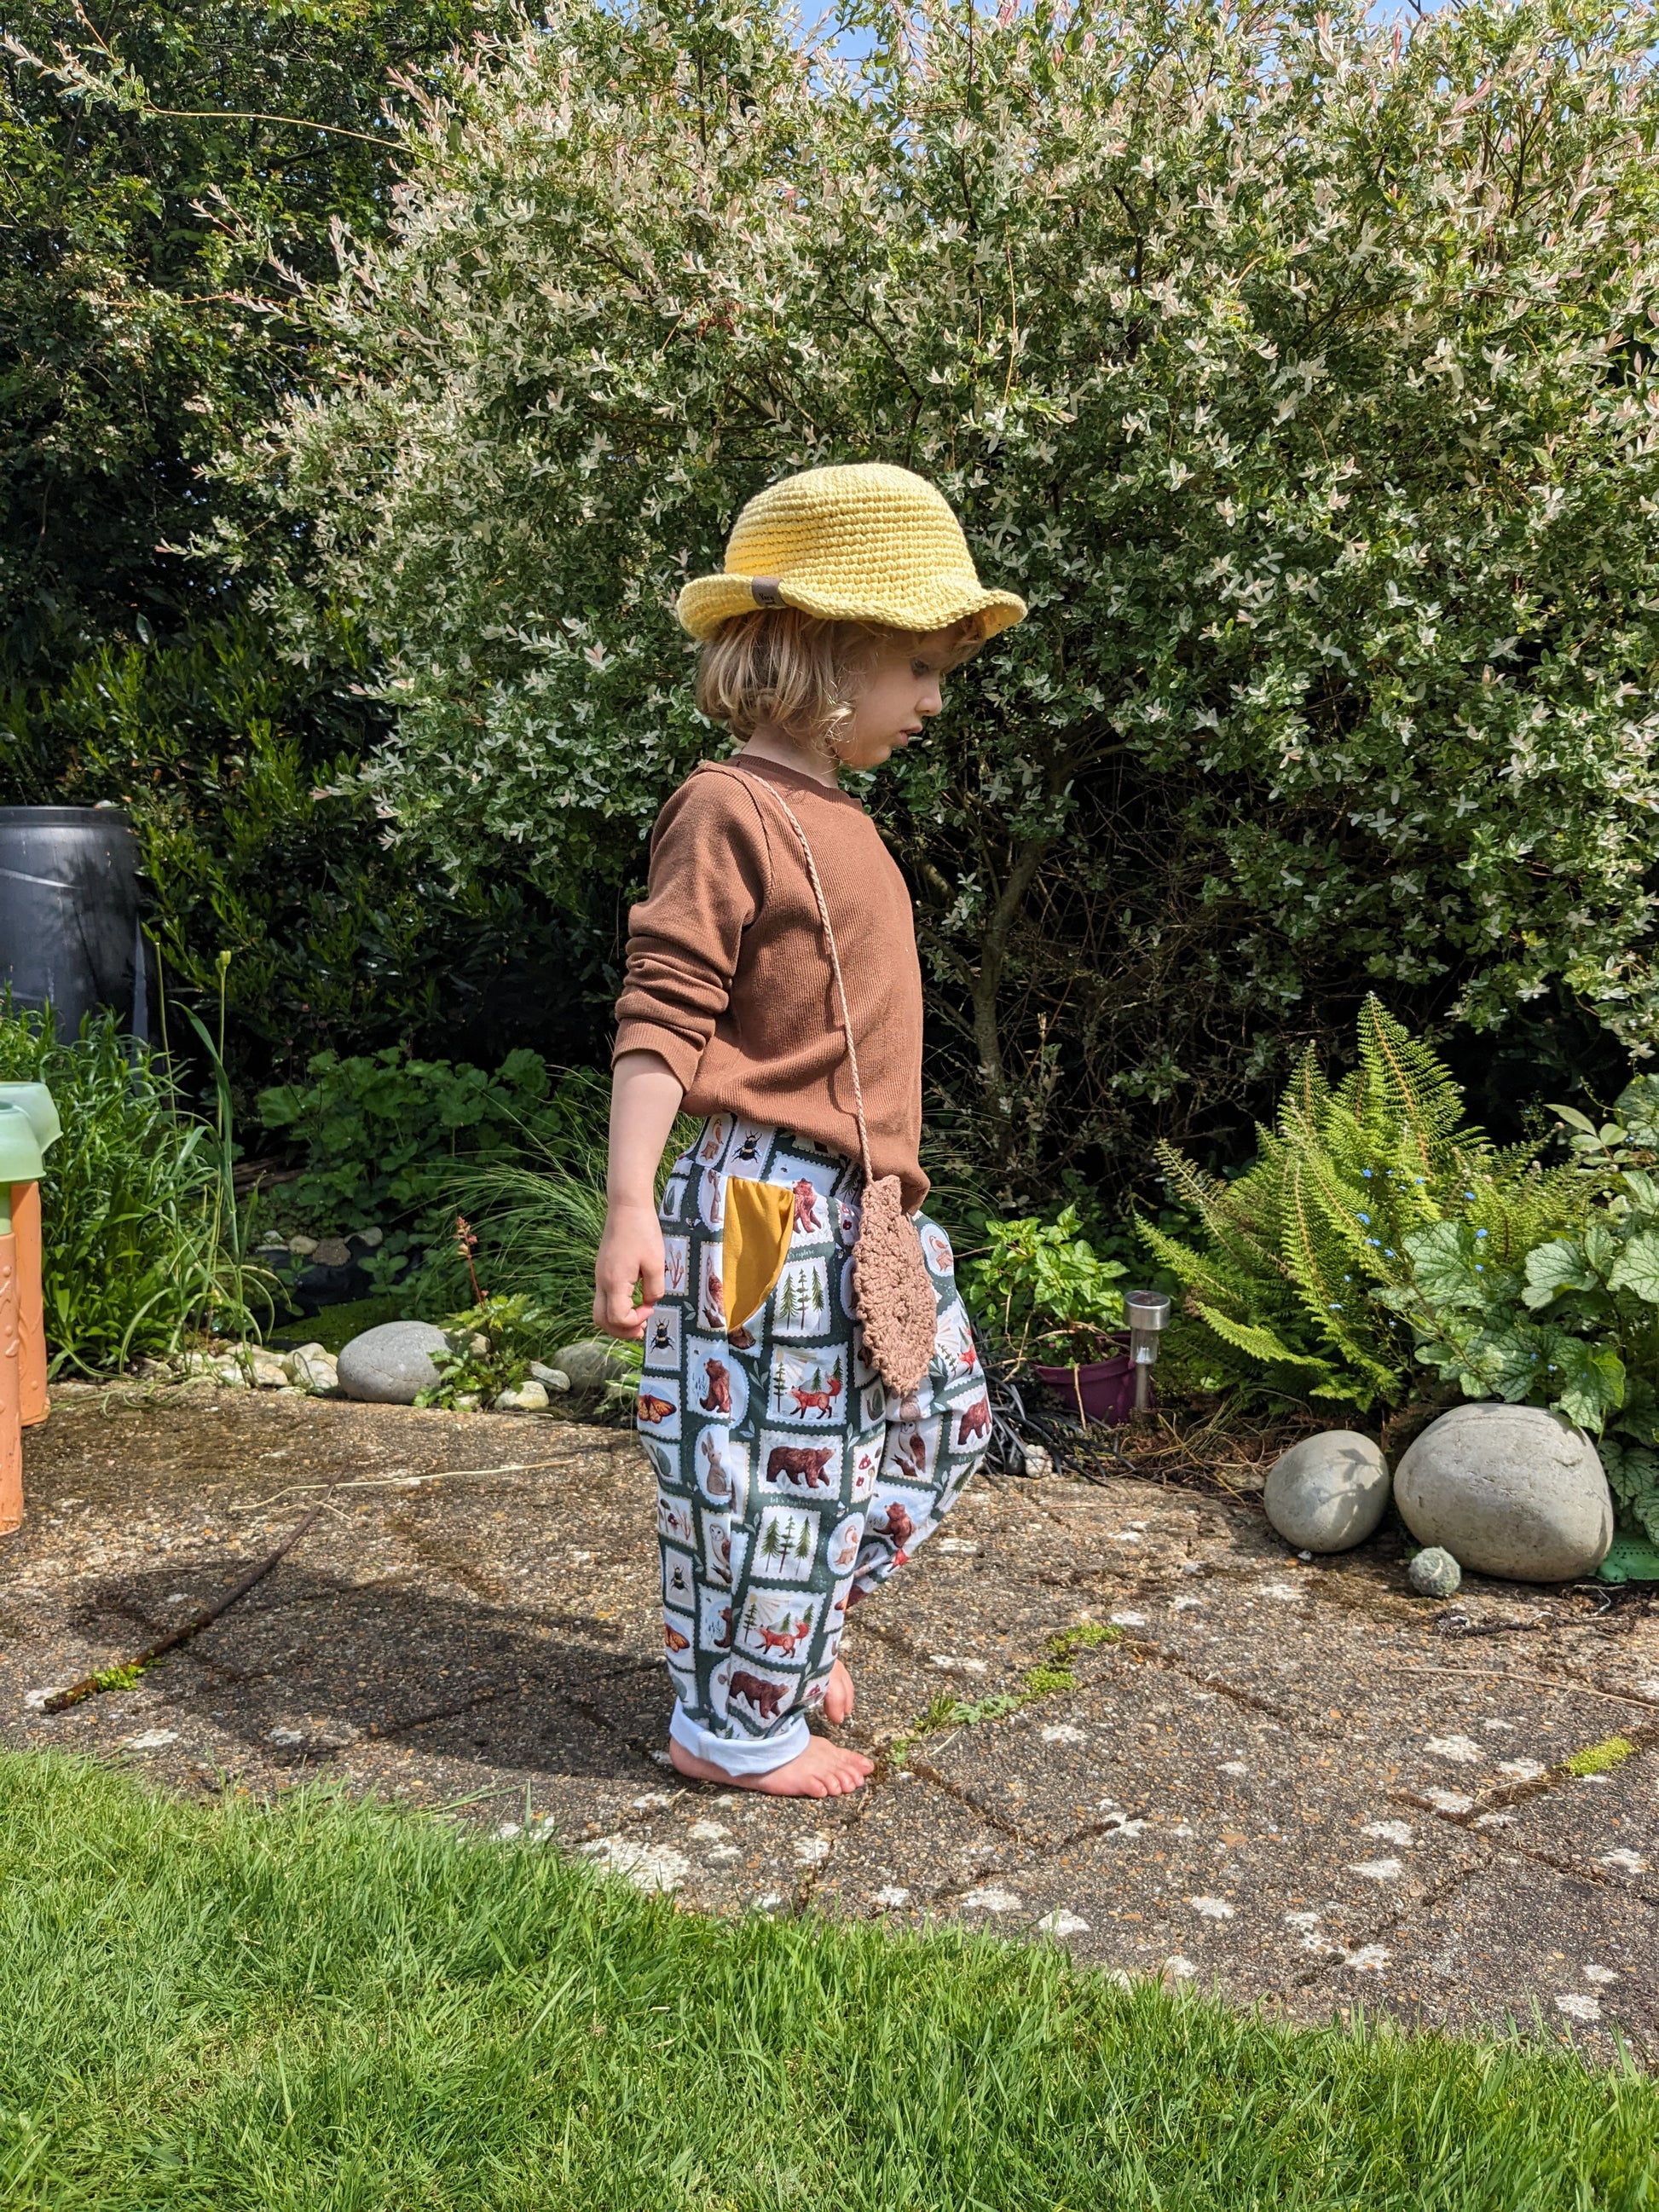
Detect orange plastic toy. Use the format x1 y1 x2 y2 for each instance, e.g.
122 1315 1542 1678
0 1086 57 1537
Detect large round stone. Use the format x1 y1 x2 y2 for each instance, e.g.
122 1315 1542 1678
1263 1429 1391 1553
1393 1405 1614 1583
336 1320 449 1405
552 1339 635 1405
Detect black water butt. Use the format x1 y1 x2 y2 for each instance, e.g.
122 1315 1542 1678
0 807 148 1038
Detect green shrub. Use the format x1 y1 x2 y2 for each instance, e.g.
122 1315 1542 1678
413 1292 556 1409
257 1044 569 1231
1381 1077 1659 1542
962 1205 1128 1366
1 620 604 1100
1143 999 1582 1411
0 1007 271 1373
240 0 1659 1195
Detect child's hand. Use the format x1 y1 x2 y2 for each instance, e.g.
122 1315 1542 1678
593 1202 664 1339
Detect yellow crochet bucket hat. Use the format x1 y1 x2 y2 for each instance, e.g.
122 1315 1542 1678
676 461 1026 642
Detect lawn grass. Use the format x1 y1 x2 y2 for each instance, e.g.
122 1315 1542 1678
0 1754 1652 2210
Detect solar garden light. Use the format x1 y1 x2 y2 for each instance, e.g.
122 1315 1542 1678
0 1100 48 1536
1124 1289 1171 1419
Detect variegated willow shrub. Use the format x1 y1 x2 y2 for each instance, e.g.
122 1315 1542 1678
1147 1000 1659 1540
228 0 1659 1199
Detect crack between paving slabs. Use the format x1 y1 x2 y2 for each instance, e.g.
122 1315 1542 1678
1490 1836 1659 1911
1276 1860 1485 1996
1384 1726 1659 1900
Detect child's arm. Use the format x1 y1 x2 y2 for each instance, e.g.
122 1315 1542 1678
593 1048 685 1339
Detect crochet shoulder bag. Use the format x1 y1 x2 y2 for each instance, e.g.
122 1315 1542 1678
749 780 938 1396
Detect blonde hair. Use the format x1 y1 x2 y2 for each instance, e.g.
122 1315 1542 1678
695 608 987 754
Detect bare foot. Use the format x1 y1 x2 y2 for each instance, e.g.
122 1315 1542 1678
669 1734 874 1798
823 1658 855 1726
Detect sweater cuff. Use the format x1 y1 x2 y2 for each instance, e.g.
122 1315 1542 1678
610 1019 703 1094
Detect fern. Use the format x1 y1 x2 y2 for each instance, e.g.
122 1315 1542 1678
1144 997 1579 1412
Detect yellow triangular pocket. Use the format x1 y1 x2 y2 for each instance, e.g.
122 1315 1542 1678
722 1177 795 1332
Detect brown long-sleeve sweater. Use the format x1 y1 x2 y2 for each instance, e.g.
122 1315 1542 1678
612 757 928 1209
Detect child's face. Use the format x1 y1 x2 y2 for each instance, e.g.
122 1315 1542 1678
839 630 957 771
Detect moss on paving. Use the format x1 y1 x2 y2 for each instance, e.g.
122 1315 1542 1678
0 1753 1653 2210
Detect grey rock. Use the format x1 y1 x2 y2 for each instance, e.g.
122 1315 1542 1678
356 1226 384 1250
553 1339 634 1401
1408 1546 1462 1598
1394 1404 1614 1583
1264 1429 1391 1553
495 1379 549 1413
286 1234 318 1256
529 1360 571 1392
282 1343 338 1394
310 1236 352 1269
336 1320 449 1405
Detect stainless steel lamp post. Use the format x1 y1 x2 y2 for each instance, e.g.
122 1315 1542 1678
1124 1290 1171 1418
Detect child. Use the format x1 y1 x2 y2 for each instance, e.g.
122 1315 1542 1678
594 461 1026 1798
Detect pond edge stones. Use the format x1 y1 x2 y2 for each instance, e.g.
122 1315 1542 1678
337 1320 449 1405
1394 1404 1613 1583
1263 1429 1391 1553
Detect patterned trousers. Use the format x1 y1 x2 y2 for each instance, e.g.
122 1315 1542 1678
637 1116 991 1776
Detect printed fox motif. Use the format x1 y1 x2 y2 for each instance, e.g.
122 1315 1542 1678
757 1619 810 1659
791 1179 822 1233
957 1395 991 1444
729 1669 788 1720
637 1393 676 1426
789 1373 843 1418
766 1444 835 1489
698 1359 732 1415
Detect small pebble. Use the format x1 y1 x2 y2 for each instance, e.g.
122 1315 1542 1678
1408 1546 1462 1597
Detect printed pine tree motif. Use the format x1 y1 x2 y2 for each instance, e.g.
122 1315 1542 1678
811 1273 825 1318
771 1357 789 1413
793 1519 813 1567
758 1521 783 1570
777 1272 801 1327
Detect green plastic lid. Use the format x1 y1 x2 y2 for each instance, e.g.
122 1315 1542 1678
0 1083 60 1152
0 1104 43 1184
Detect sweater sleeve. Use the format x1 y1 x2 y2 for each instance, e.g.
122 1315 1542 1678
611 769 773 1089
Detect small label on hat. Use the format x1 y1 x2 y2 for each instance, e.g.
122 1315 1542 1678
749 576 785 605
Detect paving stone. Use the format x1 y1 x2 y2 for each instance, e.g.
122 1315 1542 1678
1493 1749 1659 1897
804 1768 1033 1924
1282 1860 1659 2065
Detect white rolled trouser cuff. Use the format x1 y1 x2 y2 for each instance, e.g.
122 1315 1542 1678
670 1700 810 1777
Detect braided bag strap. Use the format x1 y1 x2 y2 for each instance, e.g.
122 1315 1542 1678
743 773 937 1395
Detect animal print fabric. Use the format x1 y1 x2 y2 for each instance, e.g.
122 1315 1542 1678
638 1114 991 1775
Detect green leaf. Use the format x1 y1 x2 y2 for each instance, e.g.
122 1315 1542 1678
1194 1306 1332 1374
1607 1229 1659 1306
1552 1338 1626 1435
1460 1321 1555 1403
1404 1222 1488 1308
1522 1239 1600 1311
1613 1077 1659 1152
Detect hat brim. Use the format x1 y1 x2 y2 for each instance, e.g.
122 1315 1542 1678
676 573 1026 642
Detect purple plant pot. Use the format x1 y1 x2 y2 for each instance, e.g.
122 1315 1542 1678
1033 1337 1144 1426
